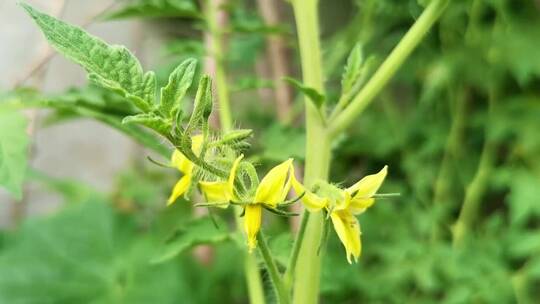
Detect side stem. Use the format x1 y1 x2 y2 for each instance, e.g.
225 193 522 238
329 0 450 136
283 211 310 289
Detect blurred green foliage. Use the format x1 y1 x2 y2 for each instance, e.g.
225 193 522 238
1 0 540 303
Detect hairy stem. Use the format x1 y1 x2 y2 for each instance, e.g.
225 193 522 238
283 211 310 289
257 232 290 304
329 0 450 136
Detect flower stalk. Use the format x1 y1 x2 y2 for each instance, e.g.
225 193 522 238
257 231 290 304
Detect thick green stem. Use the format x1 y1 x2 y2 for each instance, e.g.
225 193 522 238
329 0 450 136
290 1 448 303
257 232 290 304
291 0 330 303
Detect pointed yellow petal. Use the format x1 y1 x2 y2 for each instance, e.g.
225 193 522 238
330 210 361 264
199 181 230 208
254 159 293 207
167 174 192 205
291 175 327 211
227 155 244 201
244 204 262 252
346 166 388 199
349 198 375 215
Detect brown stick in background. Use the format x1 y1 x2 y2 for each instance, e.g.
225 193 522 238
256 0 293 122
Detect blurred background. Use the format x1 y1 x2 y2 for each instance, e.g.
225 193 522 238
1 0 540 303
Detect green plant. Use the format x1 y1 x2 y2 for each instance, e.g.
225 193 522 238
2 0 540 303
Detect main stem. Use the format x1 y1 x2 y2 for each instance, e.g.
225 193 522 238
291 0 330 303
291 0 449 303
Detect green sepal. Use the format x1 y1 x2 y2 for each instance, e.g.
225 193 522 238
221 129 253 145
278 192 306 206
263 206 300 217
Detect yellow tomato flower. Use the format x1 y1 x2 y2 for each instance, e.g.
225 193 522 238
167 135 204 205
244 158 294 251
199 157 294 252
292 166 388 263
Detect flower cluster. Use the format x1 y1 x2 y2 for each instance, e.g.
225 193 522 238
167 136 388 262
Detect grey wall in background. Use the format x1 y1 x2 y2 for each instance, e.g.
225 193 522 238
0 0 160 226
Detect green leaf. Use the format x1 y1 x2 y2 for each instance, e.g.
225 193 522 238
160 59 197 118
0 200 186 303
103 0 201 20
151 216 230 264
0 109 29 199
507 170 540 225
122 113 171 135
284 77 325 108
21 3 155 112
341 43 364 94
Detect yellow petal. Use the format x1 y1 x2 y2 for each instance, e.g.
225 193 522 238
167 174 192 205
171 149 193 173
244 204 262 252
349 198 375 215
199 181 230 208
254 159 293 207
330 210 361 264
227 155 244 201
291 175 327 211
346 165 388 200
